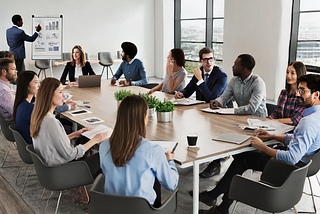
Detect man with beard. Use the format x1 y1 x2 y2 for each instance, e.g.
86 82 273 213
198 54 267 179
174 47 227 103
0 58 17 122
196 74 320 214
111 42 148 86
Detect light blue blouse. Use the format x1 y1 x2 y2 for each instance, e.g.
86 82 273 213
99 137 179 204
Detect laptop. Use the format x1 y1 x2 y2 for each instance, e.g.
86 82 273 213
78 75 101 88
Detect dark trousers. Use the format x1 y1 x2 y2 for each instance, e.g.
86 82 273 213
153 178 161 208
77 152 101 179
207 151 271 211
15 59 25 75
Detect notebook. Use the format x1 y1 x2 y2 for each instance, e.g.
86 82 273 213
78 75 101 88
213 133 251 145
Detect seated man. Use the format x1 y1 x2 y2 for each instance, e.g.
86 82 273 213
111 42 148 86
197 74 320 214
200 54 267 178
0 58 17 122
175 47 227 103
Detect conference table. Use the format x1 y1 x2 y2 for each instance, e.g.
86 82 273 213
62 80 285 214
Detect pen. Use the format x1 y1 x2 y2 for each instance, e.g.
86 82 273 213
171 142 178 153
253 131 259 137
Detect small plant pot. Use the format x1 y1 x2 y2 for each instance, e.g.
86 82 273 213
148 108 155 117
117 100 122 108
157 111 173 122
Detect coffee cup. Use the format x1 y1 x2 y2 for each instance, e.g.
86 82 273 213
187 132 198 147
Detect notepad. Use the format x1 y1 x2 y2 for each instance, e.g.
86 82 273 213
150 141 178 153
213 133 251 145
81 124 113 139
172 98 205 106
201 108 235 114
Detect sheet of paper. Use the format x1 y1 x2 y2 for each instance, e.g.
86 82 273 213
63 92 73 102
242 118 294 134
172 98 205 106
81 124 113 139
201 108 235 114
150 141 178 153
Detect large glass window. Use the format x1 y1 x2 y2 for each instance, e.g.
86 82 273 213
290 0 320 73
175 0 225 74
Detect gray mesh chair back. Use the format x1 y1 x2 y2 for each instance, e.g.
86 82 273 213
9 124 33 164
35 60 50 78
89 174 178 214
98 52 114 79
62 53 71 61
0 115 14 142
26 145 94 191
229 158 311 213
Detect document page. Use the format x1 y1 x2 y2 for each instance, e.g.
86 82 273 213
201 108 235 114
81 124 113 139
172 98 205 106
150 141 178 153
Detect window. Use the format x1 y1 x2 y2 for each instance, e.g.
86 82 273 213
174 0 225 74
289 0 320 73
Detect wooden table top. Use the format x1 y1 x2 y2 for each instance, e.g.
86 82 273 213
62 80 272 165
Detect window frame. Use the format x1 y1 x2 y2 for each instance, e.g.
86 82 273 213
174 0 224 64
289 0 320 73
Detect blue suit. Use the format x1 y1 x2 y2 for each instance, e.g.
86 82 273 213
180 66 227 103
6 26 38 60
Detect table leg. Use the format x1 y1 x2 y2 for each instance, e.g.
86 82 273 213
193 160 200 214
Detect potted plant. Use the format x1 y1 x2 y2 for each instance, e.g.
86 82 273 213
114 89 132 107
155 100 175 122
139 93 160 117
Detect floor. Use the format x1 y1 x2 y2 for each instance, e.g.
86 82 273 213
1 129 320 214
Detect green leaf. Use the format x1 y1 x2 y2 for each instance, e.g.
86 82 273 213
114 90 132 101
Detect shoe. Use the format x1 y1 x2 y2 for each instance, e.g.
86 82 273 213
189 190 216 206
199 206 229 214
200 162 221 178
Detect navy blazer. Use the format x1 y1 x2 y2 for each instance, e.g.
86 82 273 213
6 26 38 60
60 61 96 84
180 66 227 103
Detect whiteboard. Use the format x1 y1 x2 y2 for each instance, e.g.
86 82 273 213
31 15 63 60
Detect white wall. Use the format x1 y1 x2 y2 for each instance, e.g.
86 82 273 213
0 0 155 79
155 0 175 79
223 0 293 102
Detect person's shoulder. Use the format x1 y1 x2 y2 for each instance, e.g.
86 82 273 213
99 138 110 152
179 67 188 76
85 61 91 66
213 66 227 77
252 73 265 83
137 138 161 154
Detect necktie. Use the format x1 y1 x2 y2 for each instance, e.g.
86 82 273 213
204 73 209 83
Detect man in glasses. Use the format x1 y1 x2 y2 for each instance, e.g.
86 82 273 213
174 47 227 103
197 74 320 214
199 54 267 178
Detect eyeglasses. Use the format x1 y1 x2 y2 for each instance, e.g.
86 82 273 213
201 57 214 63
297 87 311 95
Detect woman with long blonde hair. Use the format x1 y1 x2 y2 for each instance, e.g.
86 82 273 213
30 77 108 178
99 95 179 207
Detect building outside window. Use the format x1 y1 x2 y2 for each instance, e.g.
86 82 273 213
175 0 225 74
290 0 320 73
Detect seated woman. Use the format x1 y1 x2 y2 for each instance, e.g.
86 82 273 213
99 95 179 207
13 71 39 144
269 61 306 125
30 77 108 179
60 45 95 85
148 48 187 94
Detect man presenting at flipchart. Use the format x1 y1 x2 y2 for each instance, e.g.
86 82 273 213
6 14 42 74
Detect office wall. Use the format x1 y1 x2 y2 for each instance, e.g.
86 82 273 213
223 0 293 101
0 0 155 79
155 0 175 79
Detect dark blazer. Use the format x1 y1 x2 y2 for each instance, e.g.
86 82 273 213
60 61 96 84
6 26 38 60
180 66 227 103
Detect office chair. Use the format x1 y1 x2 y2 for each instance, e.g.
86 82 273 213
98 52 114 79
